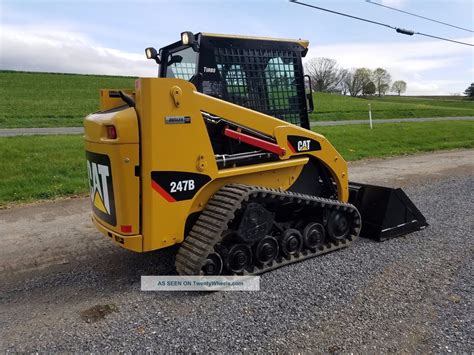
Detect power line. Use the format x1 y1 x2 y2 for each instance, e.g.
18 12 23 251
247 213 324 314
290 0 394 30
289 0 474 47
416 32 472 45
366 0 473 33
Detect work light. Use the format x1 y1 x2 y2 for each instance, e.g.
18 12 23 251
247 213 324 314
145 47 161 64
181 31 199 51
181 31 193 45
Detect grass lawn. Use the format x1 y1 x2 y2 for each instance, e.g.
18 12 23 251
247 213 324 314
0 71 135 128
0 135 88 206
311 92 474 121
1 71 473 128
1 121 473 206
314 121 474 160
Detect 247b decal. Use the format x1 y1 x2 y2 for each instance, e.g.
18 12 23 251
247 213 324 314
151 171 211 202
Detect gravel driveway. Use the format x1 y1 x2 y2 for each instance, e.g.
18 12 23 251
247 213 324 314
0 150 473 352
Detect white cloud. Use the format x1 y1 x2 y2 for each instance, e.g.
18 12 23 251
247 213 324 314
307 38 471 72
305 37 474 95
0 24 157 77
407 79 470 95
1 24 472 96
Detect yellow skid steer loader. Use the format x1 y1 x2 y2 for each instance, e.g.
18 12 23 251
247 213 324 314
84 32 427 275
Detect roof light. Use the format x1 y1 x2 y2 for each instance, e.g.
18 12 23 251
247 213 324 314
181 31 199 51
181 31 192 45
145 47 161 64
145 48 154 59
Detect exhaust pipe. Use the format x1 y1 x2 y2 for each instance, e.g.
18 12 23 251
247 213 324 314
349 182 428 241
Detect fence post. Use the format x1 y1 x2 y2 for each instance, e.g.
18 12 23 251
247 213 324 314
368 103 373 129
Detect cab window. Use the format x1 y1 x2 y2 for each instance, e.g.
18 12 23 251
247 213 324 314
165 46 197 80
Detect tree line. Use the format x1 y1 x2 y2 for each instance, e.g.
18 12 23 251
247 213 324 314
305 57 407 97
464 83 474 99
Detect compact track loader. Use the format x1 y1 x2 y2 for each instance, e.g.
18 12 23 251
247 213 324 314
84 32 427 275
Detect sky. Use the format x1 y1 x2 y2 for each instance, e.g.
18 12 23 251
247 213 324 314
1 0 473 95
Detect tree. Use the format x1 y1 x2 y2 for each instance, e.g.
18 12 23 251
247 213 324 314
342 70 358 97
391 80 407 96
364 81 376 96
343 68 372 97
305 57 344 92
372 68 392 97
357 68 372 87
339 69 350 95
356 68 373 97
464 83 474 99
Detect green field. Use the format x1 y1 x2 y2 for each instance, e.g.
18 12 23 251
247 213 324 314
1 121 473 206
0 71 135 128
311 93 474 121
1 71 473 128
314 120 474 160
0 135 87 206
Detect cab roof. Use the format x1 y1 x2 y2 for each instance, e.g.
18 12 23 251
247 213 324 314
201 32 309 49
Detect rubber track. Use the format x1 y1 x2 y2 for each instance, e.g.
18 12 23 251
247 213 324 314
175 184 361 275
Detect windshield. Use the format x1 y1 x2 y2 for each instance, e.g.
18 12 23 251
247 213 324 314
165 46 197 80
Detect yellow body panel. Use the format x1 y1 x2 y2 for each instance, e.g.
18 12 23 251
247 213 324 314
84 105 139 144
190 159 307 214
84 78 349 253
92 215 143 252
84 106 140 240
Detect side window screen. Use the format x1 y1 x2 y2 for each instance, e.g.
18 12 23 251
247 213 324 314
264 57 299 124
166 47 197 80
217 64 248 97
216 64 249 107
214 47 305 126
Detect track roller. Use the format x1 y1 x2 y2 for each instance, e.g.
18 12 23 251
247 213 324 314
254 236 279 265
279 228 303 257
201 253 223 275
225 244 252 273
327 210 351 241
303 222 325 249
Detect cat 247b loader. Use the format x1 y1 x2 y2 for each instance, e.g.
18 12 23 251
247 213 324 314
84 32 427 275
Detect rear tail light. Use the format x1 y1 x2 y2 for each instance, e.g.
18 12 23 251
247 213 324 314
121 225 132 233
106 125 117 139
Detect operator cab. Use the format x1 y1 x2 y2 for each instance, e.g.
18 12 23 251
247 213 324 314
145 32 313 129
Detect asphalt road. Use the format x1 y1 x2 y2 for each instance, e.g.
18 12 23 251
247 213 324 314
0 117 473 136
311 116 474 127
0 127 84 137
0 150 473 352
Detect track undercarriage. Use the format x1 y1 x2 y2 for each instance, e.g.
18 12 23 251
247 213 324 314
176 184 362 276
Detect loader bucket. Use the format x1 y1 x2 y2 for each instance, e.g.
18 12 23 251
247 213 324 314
348 182 428 241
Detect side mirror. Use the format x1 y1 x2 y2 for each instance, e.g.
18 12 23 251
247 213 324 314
145 47 161 64
167 55 183 66
304 75 314 113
